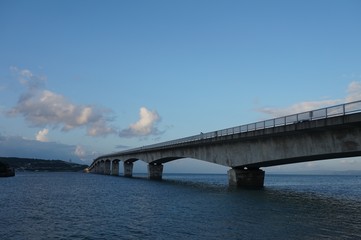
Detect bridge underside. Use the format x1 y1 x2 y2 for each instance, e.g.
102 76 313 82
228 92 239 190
245 151 361 168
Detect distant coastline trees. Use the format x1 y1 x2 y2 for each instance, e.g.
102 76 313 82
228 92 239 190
0 157 88 173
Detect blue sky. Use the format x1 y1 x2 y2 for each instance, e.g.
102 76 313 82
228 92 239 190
1 0 361 173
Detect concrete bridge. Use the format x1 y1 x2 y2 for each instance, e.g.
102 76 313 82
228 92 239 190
88 101 361 188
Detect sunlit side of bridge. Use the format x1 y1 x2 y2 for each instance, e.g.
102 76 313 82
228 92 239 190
88 101 361 188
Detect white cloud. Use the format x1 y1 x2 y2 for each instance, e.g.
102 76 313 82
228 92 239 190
76 107 92 125
258 99 342 118
10 66 46 89
35 128 49 142
7 67 117 137
74 145 86 158
346 81 361 102
130 107 160 135
73 144 100 162
257 81 361 117
119 107 162 138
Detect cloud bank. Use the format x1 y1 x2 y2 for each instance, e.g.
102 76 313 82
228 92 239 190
0 133 88 163
0 131 101 164
257 81 361 117
7 67 117 137
119 107 162 138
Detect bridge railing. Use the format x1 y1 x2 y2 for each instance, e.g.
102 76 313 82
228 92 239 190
117 100 361 154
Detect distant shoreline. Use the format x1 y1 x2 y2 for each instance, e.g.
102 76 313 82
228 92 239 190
0 157 88 173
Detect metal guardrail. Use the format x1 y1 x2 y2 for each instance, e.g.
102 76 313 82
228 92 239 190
113 100 361 155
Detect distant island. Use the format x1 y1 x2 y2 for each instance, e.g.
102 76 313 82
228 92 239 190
0 157 88 174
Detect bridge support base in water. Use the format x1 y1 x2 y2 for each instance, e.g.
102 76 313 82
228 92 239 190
148 163 163 180
228 168 265 189
124 161 133 177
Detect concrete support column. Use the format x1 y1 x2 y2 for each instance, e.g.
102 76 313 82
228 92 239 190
111 160 119 176
104 161 111 175
97 163 101 174
148 163 163 180
228 168 265 189
124 161 133 177
100 161 105 174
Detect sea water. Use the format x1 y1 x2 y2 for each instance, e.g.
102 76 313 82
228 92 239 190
1 172 360 239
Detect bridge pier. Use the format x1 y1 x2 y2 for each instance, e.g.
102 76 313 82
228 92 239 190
97 163 102 174
111 160 119 176
104 160 111 175
228 168 265 189
99 161 105 174
93 163 99 173
124 161 133 177
148 163 163 180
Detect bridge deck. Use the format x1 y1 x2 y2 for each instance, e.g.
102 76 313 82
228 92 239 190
99 100 361 159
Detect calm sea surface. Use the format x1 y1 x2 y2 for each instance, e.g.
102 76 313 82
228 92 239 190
1 172 361 240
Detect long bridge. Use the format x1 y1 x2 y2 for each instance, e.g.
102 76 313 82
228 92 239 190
88 100 361 188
